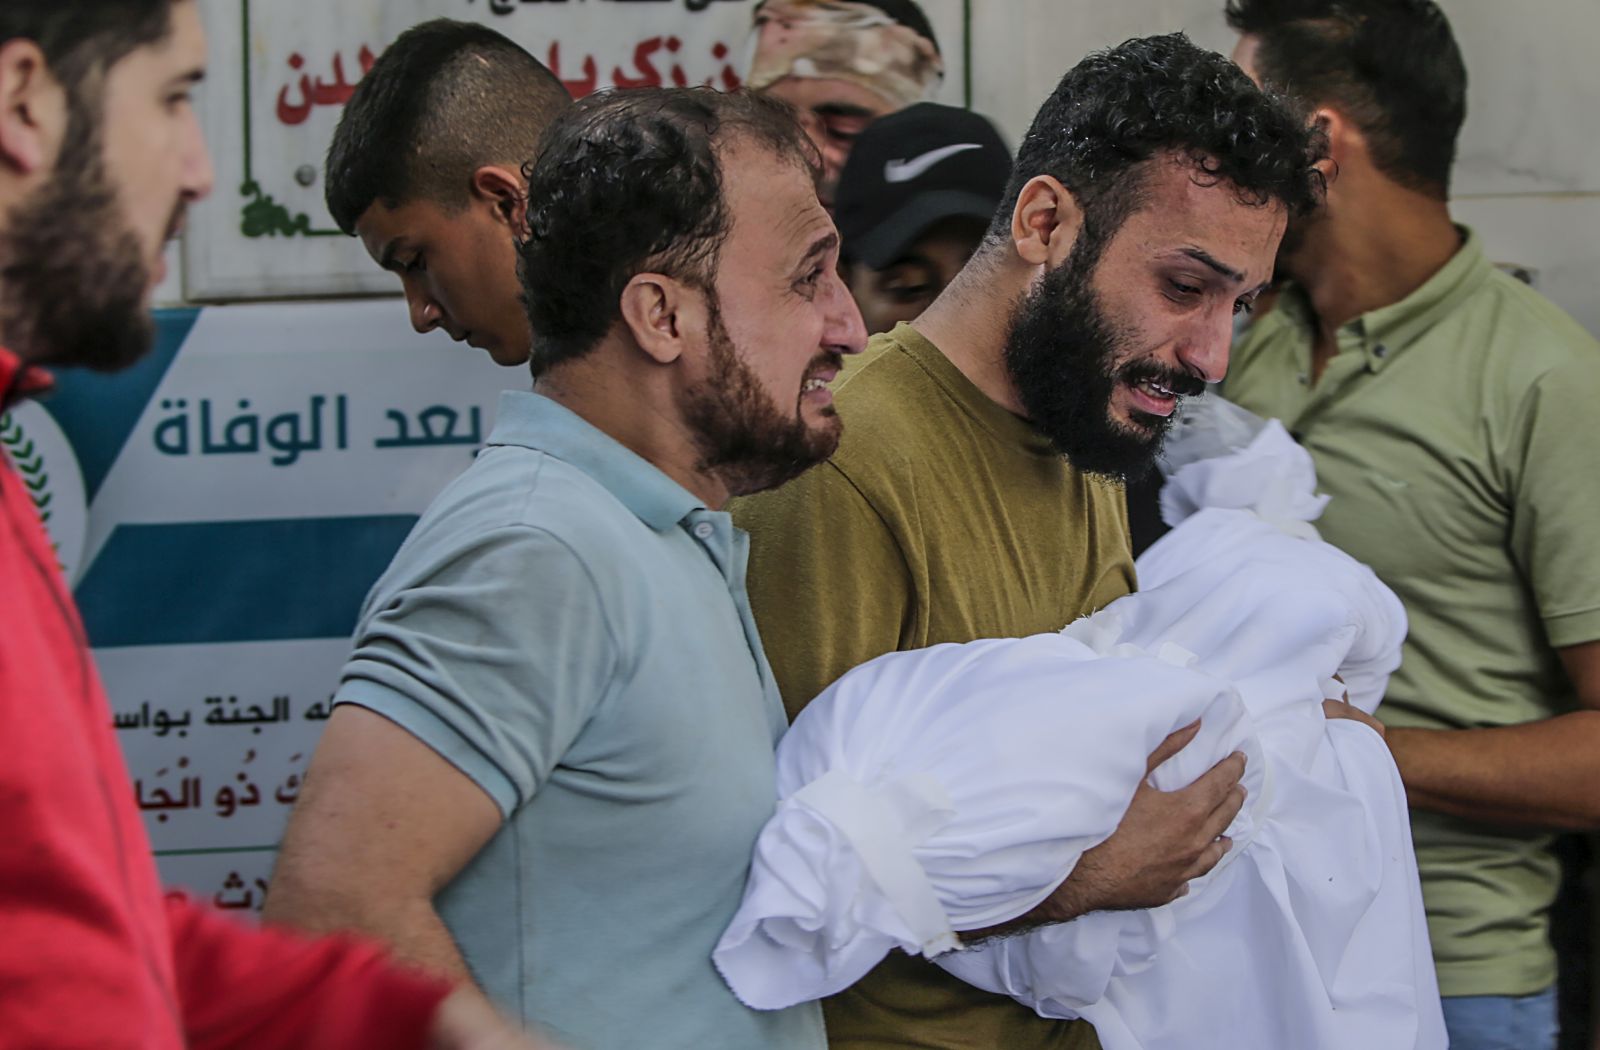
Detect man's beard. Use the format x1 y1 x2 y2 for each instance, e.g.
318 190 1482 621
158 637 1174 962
681 297 843 499
1002 237 1204 482
0 101 163 371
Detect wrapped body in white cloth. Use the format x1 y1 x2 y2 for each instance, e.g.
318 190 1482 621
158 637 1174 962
714 418 1446 1050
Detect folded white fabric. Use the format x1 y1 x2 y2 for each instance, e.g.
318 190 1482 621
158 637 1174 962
1158 404 1328 539
714 423 1445 1050
1156 387 1271 474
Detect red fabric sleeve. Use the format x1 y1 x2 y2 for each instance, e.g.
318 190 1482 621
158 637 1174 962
166 894 453 1050
1 464 188 1049
2 433 450 1050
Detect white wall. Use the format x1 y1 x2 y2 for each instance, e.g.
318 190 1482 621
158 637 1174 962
966 0 1600 336
967 2 1236 139
163 2 1597 335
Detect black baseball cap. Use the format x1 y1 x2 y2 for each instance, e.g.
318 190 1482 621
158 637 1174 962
834 102 1011 270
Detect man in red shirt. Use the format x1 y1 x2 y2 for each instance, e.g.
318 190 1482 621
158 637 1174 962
0 3 555 1046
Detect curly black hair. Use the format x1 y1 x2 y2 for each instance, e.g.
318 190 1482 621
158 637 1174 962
518 88 815 377
986 32 1325 258
1225 0 1465 199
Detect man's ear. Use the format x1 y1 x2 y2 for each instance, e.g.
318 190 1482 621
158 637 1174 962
0 39 67 176
618 272 699 366
470 164 529 238
1010 175 1084 269
1309 108 1349 190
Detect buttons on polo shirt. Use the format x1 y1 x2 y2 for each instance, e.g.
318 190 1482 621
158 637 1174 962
1374 344 1389 359
693 522 715 540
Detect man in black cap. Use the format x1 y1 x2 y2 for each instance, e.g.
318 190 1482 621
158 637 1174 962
834 102 1010 335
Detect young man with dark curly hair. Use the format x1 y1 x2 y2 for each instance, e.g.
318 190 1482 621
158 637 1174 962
733 32 1330 1050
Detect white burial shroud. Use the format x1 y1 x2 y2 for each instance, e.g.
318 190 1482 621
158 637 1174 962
713 421 1446 1050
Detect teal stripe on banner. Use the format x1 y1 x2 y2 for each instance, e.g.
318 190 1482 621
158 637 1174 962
43 308 200 503
75 515 417 648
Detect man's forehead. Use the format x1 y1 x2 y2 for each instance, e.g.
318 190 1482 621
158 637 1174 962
355 198 438 265
765 76 894 118
135 0 208 71
1123 162 1286 282
723 145 831 254
96 4 207 119
775 187 831 247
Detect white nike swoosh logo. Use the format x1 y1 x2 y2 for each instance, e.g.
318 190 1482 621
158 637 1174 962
883 143 984 183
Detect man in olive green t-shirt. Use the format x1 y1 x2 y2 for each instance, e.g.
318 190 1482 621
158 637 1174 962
1223 6 1600 1047
736 35 1331 1050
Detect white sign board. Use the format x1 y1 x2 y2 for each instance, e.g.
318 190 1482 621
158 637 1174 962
186 0 970 301
17 301 513 910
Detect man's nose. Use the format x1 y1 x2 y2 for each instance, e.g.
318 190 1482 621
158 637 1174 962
1177 310 1235 384
407 286 442 335
823 265 868 356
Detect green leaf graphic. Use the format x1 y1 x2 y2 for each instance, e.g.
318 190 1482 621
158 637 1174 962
1 411 58 535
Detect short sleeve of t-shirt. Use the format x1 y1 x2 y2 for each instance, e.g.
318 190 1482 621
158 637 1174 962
336 524 618 817
1505 353 1600 649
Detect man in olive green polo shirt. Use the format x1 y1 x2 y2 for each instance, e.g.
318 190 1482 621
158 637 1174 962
736 34 1329 1050
1222 5 1600 1048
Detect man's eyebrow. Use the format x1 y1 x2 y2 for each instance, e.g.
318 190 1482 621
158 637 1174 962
376 240 404 271
813 102 876 120
794 231 839 274
167 67 206 89
1176 246 1247 284
882 251 936 271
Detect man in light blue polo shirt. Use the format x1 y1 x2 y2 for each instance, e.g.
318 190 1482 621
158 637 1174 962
265 87 867 1050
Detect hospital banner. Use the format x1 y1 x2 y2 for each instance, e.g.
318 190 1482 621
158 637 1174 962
187 0 969 300
2 303 512 913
